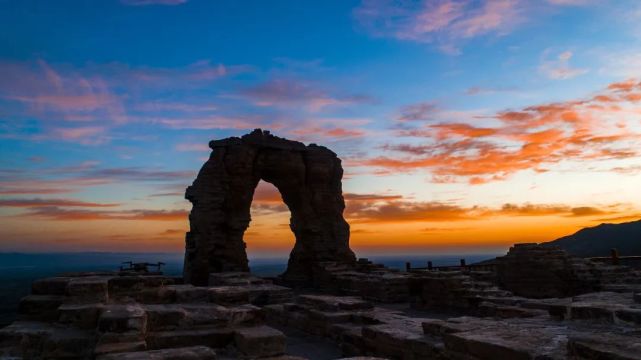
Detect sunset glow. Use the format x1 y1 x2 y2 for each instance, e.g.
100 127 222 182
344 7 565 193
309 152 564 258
1 0 641 258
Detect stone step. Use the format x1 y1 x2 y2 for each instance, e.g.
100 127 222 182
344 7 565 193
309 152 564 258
146 327 234 350
209 272 270 286
95 338 147 356
98 304 147 334
297 295 373 311
66 276 111 303
207 286 251 305
361 323 443 359
234 325 286 358
96 345 217 360
602 284 641 293
31 277 72 296
478 303 547 319
245 284 294 305
17 295 65 322
108 275 178 301
0 321 96 359
568 334 641 360
144 303 263 331
58 303 103 329
95 331 147 357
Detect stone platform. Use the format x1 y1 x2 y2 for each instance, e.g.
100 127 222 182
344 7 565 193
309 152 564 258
3 246 641 359
0 272 293 360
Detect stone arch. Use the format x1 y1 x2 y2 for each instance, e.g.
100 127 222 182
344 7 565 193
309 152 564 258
183 129 356 286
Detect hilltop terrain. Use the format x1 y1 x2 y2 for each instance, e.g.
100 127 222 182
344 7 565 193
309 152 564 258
543 219 641 257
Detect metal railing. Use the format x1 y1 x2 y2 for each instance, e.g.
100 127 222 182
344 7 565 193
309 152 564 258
405 259 497 273
587 248 641 266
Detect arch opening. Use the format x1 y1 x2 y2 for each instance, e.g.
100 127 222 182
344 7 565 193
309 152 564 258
244 180 295 274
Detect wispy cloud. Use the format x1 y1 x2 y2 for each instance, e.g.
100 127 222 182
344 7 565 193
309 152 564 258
397 102 439 121
174 143 211 152
239 78 373 112
360 79 641 184
539 50 588 80
151 115 275 130
14 207 188 221
344 193 622 223
50 126 109 145
0 198 119 208
354 0 524 53
0 163 194 196
0 59 251 145
353 0 596 53
0 60 126 124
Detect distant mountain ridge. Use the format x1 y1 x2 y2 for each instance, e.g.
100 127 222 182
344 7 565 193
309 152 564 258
542 219 641 257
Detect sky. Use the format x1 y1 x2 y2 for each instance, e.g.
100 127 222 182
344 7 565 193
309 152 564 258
1 0 641 259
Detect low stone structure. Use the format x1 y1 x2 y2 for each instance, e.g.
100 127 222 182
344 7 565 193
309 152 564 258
496 243 601 298
308 260 412 303
0 272 290 359
4 248 641 359
409 270 512 312
184 129 355 286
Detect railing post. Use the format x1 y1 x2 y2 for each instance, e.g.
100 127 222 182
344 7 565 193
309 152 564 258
427 261 433 270
611 248 619 266
460 258 466 269
405 262 411 272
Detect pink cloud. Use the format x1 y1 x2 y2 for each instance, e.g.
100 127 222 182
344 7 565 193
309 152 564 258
291 127 366 139
51 126 109 145
175 143 211 152
0 60 126 124
354 0 524 53
397 102 439 121
539 50 588 80
240 78 372 112
153 115 281 130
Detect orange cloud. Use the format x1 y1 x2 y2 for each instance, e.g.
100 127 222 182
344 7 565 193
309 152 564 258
361 79 641 184
342 193 623 224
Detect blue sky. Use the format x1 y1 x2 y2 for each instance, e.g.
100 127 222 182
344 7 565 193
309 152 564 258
1 0 641 256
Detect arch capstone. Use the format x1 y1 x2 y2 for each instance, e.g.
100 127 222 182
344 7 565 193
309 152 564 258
183 129 356 286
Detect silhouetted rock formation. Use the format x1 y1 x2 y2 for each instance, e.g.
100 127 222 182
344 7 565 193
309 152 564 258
543 219 641 257
184 129 356 286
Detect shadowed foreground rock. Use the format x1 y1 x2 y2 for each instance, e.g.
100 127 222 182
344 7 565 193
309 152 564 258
184 129 355 286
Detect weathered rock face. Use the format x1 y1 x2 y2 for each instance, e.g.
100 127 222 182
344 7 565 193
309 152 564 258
184 129 356 286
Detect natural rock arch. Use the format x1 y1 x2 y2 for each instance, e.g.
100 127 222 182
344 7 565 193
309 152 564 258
184 129 356 286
